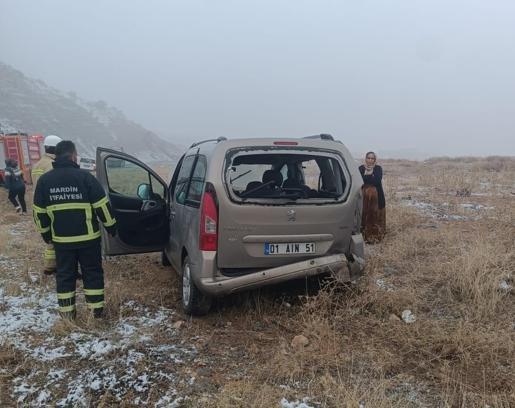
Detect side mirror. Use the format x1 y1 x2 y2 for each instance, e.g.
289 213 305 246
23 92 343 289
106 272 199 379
176 190 186 204
137 183 151 200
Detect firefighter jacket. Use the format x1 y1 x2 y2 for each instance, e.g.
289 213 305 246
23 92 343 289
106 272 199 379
31 153 55 186
33 158 116 249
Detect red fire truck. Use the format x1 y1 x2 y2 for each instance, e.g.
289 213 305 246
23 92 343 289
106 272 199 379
0 133 44 185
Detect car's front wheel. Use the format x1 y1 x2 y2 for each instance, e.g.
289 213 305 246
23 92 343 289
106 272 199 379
181 256 212 316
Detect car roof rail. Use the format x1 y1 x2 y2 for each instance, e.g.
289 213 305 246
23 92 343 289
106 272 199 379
303 133 334 141
190 136 227 148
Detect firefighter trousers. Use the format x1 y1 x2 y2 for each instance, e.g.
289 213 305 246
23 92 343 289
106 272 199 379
55 240 104 319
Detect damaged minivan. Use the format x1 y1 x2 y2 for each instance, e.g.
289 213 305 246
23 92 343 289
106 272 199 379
96 134 365 315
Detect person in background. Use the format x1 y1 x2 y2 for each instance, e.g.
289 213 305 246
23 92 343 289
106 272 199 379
359 151 385 243
4 158 27 215
33 141 117 320
31 134 62 275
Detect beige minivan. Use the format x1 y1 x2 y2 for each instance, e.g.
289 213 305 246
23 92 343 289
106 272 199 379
96 134 365 315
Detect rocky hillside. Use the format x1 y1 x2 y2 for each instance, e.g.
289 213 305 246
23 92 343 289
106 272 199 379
0 62 181 162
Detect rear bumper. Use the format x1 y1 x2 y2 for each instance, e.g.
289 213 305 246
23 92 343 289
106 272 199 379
198 252 363 296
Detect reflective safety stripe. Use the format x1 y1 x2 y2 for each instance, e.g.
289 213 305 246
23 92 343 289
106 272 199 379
86 301 104 309
33 205 47 214
92 197 109 208
84 288 104 296
59 305 76 312
47 208 55 234
47 203 93 212
52 231 101 243
93 197 116 227
86 205 94 236
32 169 45 175
57 291 76 300
34 221 50 233
101 205 116 227
44 250 56 260
103 218 116 227
46 203 101 242
33 206 50 233
34 213 50 233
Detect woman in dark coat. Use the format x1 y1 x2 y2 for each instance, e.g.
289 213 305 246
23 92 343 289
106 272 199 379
359 152 385 243
4 158 27 214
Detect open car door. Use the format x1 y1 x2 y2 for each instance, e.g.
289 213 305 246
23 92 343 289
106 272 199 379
96 147 169 256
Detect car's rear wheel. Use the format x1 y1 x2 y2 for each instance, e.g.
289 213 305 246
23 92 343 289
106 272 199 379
181 256 212 316
161 250 171 266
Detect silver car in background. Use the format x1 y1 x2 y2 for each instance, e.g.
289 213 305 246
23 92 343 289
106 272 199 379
97 134 364 315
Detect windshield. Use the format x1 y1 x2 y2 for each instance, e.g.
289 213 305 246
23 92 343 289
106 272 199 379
227 152 348 203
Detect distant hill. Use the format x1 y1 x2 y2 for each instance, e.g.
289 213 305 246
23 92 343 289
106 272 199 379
0 62 181 162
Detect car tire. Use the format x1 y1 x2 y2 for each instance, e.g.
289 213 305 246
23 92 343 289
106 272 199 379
181 256 212 316
161 250 171 266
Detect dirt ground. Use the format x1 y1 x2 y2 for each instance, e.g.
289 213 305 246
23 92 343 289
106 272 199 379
0 157 513 407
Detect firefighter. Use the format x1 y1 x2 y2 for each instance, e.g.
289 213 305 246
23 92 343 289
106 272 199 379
31 135 62 275
33 140 116 319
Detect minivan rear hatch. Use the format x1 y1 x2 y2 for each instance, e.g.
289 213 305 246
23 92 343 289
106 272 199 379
217 145 355 271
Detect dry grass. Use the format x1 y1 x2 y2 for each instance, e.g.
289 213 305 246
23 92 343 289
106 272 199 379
103 254 180 319
448 234 513 320
0 157 514 407
240 212 514 406
0 345 23 406
203 157 515 407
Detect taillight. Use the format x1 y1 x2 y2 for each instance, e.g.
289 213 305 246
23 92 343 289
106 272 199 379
199 190 218 251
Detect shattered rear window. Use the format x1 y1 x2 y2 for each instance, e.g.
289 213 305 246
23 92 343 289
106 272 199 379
227 151 348 203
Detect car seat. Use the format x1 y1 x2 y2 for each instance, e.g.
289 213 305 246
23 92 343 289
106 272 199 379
262 169 283 188
244 181 262 194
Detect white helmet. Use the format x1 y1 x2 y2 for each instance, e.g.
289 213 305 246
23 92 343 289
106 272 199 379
44 135 62 147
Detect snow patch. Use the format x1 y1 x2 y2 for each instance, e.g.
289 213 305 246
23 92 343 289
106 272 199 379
155 393 182 408
499 280 512 292
0 288 57 336
30 344 70 361
48 369 67 381
402 199 478 221
1 246 191 407
36 389 51 405
459 203 494 211
76 338 116 360
375 279 395 291
280 397 314 408
402 310 417 324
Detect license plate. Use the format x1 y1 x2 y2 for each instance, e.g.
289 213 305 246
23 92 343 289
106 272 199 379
264 242 316 255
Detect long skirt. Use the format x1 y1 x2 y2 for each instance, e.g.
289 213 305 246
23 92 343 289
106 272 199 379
361 185 386 243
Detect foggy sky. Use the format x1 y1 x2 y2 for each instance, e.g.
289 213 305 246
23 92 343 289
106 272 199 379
1 0 514 157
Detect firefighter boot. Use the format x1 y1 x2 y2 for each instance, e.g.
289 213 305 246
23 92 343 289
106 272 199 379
93 307 104 319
